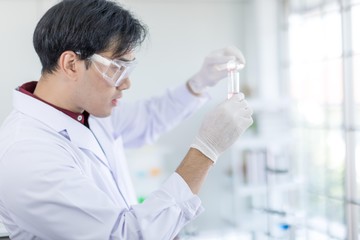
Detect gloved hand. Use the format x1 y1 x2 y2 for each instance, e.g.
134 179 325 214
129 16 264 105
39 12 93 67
187 46 246 94
191 93 253 163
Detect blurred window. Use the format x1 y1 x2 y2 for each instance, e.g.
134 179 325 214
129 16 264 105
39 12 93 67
285 0 359 238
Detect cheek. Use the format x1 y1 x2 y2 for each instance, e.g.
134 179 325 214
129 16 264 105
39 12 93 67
79 73 115 116
82 69 110 96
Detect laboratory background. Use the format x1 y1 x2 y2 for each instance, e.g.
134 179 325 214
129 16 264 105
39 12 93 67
0 0 359 239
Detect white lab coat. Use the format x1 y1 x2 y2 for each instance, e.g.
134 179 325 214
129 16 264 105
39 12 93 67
0 83 208 240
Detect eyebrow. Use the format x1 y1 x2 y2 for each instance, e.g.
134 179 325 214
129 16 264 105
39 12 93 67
110 52 135 62
118 57 136 63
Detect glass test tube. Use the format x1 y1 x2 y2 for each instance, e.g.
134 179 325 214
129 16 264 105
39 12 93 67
227 60 244 99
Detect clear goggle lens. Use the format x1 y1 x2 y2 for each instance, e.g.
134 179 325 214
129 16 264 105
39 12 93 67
90 54 137 87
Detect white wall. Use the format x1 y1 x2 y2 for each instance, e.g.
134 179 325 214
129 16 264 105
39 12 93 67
0 0 59 121
124 0 246 100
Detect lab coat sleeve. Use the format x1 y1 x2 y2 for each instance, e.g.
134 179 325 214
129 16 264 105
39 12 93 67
0 140 203 240
111 83 209 148
115 173 204 240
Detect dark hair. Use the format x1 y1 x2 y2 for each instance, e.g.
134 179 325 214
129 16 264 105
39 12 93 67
33 0 147 74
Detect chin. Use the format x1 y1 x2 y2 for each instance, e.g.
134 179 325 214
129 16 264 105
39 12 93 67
91 111 112 118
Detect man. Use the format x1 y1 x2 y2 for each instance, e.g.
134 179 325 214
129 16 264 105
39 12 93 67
0 0 253 239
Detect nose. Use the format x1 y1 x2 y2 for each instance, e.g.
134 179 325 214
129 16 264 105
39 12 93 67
116 78 131 90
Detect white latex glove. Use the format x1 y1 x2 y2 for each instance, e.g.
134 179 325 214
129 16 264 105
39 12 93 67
187 46 246 94
191 93 253 163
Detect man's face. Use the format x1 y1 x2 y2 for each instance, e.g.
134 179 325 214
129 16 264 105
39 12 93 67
75 51 135 118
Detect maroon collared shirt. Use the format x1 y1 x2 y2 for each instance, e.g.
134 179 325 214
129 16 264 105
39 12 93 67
18 81 89 127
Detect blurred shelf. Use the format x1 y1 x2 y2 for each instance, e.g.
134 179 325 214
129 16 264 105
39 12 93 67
180 227 253 240
0 223 8 237
236 178 304 197
247 97 292 113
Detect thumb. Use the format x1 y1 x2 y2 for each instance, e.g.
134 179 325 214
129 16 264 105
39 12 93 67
229 92 245 101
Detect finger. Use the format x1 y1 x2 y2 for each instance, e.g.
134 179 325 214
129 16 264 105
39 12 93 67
243 106 253 116
206 55 236 67
229 92 245 101
236 107 253 117
243 116 254 127
235 99 253 115
237 99 249 109
223 46 246 65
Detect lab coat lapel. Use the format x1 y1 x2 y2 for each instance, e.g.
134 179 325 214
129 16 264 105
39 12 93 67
64 122 109 168
13 90 109 168
89 117 139 205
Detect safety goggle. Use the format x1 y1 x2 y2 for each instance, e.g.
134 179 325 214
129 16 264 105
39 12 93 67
89 53 137 87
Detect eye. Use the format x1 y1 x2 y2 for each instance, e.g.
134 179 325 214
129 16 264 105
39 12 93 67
109 65 119 73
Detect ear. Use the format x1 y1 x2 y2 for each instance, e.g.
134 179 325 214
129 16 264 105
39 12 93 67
58 51 81 80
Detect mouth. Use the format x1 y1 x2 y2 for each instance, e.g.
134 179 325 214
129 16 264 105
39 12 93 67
111 97 121 106
111 94 122 106
111 98 119 106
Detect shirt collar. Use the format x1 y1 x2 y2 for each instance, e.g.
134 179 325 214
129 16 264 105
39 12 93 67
18 81 89 127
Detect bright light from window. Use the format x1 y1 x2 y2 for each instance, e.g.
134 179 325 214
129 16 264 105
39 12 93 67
352 5 360 54
323 12 342 58
287 0 358 238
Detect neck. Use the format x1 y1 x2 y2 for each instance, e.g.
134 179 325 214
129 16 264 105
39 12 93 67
34 74 83 113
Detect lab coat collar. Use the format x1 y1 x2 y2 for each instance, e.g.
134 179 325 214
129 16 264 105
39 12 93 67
12 89 109 168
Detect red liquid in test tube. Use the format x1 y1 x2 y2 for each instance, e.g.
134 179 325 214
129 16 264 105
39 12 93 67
227 60 245 99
